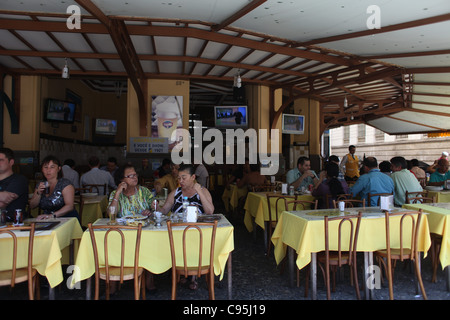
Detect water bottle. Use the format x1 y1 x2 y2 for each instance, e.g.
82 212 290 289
181 196 189 222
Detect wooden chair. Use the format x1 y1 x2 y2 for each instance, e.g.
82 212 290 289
367 192 393 207
266 194 297 256
333 198 366 209
405 190 436 204
83 183 107 195
374 209 427 300
87 223 145 300
0 223 39 300
317 212 362 300
251 184 275 192
325 193 352 208
284 199 318 211
166 220 218 300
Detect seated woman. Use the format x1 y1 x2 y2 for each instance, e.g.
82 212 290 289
108 164 154 217
312 162 349 209
159 163 214 216
30 155 78 220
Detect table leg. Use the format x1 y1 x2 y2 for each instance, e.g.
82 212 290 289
263 222 268 253
310 252 317 300
288 246 294 287
227 254 232 300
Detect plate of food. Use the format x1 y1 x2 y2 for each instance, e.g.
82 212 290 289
126 220 149 227
124 214 148 220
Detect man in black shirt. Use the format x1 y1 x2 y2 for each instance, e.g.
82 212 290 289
0 148 28 222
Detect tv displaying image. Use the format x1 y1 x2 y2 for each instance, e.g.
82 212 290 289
44 99 76 123
282 114 305 134
95 118 117 135
214 106 248 128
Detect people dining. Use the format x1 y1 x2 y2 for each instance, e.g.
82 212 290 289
80 156 116 195
390 156 423 206
108 164 154 218
159 163 214 216
349 156 394 207
154 163 180 194
236 162 267 190
312 162 349 209
409 159 426 180
286 156 319 191
0 147 29 221
30 155 78 220
339 145 360 182
62 158 80 189
428 158 450 186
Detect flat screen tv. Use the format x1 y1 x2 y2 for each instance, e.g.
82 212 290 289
282 114 305 134
44 98 76 123
214 106 248 128
95 118 117 135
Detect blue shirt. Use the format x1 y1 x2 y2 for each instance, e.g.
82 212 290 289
429 170 450 183
349 169 394 206
286 168 318 191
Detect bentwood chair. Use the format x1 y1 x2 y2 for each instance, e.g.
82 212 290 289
374 210 427 300
166 220 218 300
405 190 436 204
83 183 107 195
317 212 362 300
325 193 352 208
266 194 297 256
285 199 318 211
367 192 393 207
333 198 366 209
0 223 39 300
88 223 145 300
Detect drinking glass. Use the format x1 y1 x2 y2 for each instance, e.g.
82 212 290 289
108 206 117 225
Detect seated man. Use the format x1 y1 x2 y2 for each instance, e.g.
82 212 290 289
80 156 116 195
428 158 450 186
390 156 422 206
154 163 180 194
236 162 267 189
0 148 29 221
350 157 394 207
286 156 319 191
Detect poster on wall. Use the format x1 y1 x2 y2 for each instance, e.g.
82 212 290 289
151 95 183 150
129 137 168 154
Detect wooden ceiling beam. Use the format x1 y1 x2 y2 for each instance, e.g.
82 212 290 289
211 0 267 31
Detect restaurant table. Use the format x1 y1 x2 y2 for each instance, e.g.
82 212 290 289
426 190 450 203
271 207 431 300
403 202 450 290
0 217 83 299
221 184 248 212
73 214 234 299
76 195 108 228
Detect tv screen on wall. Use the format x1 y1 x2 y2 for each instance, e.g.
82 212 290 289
214 106 248 128
44 99 76 123
95 118 117 135
282 114 305 134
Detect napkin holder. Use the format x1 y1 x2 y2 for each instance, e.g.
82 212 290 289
380 195 394 211
281 183 288 195
186 205 198 222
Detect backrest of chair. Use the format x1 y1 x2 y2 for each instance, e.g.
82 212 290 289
252 184 275 192
405 190 434 204
368 192 393 206
166 220 218 278
285 199 318 211
83 184 106 195
333 198 366 209
0 223 35 289
382 210 422 261
266 194 296 224
76 187 93 194
324 212 362 266
88 223 143 285
325 194 352 209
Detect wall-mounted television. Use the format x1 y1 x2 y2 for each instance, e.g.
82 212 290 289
214 106 248 128
44 98 76 123
95 118 117 135
282 114 305 134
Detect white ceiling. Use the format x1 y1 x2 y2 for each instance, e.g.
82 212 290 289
0 0 449 134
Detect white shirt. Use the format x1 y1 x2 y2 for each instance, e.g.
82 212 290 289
62 165 79 188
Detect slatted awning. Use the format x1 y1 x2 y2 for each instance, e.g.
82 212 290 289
0 0 449 134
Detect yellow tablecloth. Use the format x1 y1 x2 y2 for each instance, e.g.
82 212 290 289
403 202 450 270
243 192 315 232
73 215 234 286
272 207 431 271
221 184 248 212
427 190 450 203
0 217 83 288
77 195 108 227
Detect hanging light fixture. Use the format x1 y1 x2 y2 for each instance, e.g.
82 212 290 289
233 70 242 88
62 58 70 79
343 95 348 108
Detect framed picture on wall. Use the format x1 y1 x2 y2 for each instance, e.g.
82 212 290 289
66 89 82 122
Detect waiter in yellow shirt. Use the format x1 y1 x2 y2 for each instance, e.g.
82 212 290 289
339 145 360 182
